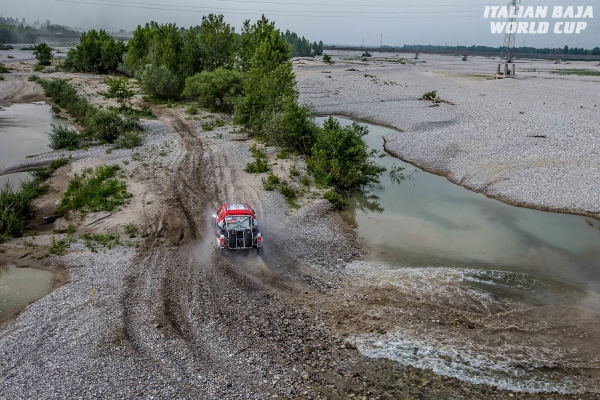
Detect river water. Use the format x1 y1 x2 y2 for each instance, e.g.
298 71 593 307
0 102 57 188
317 116 600 394
0 102 63 320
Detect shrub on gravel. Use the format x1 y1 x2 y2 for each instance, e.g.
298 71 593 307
261 173 280 190
0 62 10 73
86 109 141 144
138 64 182 100
49 124 79 150
112 131 143 149
308 117 386 192
0 179 48 242
244 144 270 173
182 67 244 112
324 190 347 210
57 165 131 216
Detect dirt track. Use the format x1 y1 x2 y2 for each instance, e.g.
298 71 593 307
1 64 598 398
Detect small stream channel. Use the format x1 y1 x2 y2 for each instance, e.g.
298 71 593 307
0 102 66 320
0 102 59 188
317 116 600 393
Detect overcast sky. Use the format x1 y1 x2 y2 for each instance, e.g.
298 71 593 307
2 0 599 48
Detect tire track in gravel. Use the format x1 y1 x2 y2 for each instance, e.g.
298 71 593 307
120 108 279 397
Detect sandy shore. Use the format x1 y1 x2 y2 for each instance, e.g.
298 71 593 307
297 51 600 219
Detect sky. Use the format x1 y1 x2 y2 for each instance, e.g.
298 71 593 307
2 0 599 48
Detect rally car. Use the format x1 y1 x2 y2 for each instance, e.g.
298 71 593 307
212 203 262 250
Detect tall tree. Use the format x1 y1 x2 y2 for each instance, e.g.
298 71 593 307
198 14 236 72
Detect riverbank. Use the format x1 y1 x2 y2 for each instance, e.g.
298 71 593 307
297 51 600 219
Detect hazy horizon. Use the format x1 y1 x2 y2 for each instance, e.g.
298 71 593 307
2 0 599 48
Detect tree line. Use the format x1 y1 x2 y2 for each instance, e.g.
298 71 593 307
394 44 600 56
54 14 382 207
0 18 78 44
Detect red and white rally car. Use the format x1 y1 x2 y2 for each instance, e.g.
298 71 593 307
212 203 262 250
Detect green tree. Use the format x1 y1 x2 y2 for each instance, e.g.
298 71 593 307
307 117 386 192
33 42 53 65
238 16 291 72
234 16 295 133
126 22 183 77
104 77 135 109
182 67 244 112
63 29 126 74
180 28 205 78
198 14 236 72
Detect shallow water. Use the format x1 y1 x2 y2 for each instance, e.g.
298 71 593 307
317 116 600 393
0 102 59 187
0 265 54 319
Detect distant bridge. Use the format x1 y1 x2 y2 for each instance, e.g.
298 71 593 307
324 46 600 62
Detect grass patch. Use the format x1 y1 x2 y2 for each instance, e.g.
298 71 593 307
550 69 600 76
0 179 48 242
261 173 281 190
186 104 198 115
123 222 138 237
57 165 131 217
30 156 71 181
276 149 290 159
82 231 120 251
0 62 11 73
278 180 297 206
244 144 270 173
289 165 300 178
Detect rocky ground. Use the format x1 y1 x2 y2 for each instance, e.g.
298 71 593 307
0 54 599 399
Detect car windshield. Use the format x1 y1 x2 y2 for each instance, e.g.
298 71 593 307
224 215 252 229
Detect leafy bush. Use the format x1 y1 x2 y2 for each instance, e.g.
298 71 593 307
324 190 348 210
0 45 14 50
49 124 79 150
57 165 131 216
421 90 438 100
0 63 10 73
0 179 48 242
276 149 290 159
104 77 134 109
244 144 270 173
138 64 182 99
87 110 141 144
33 43 53 65
261 173 280 190
186 104 198 115
278 180 296 201
112 131 143 149
307 117 386 191
322 54 331 63
63 29 126 74
182 68 244 112
262 98 319 154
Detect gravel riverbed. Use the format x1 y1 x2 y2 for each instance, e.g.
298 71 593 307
297 51 600 218
1 57 600 399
